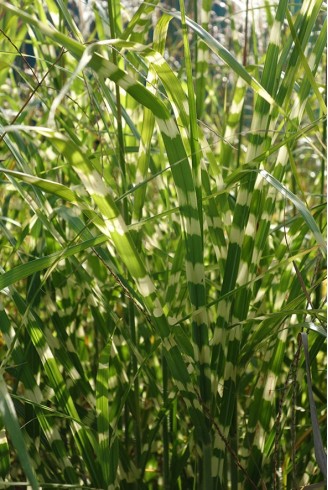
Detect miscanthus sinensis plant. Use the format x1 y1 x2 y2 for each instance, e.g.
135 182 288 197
0 0 326 488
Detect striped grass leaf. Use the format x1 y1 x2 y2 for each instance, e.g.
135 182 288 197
131 13 168 222
194 0 211 118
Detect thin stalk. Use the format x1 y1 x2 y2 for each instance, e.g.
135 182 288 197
162 353 170 490
242 0 249 67
230 400 238 490
179 0 211 487
129 301 141 469
171 396 179 488
236 0 249 167
195 0 211 118
108 0 128 209
236 104 244 169
320 64 326 215
108 0 141 475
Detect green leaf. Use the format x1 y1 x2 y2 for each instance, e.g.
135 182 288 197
0 375 39 489
300 333 327 479
259 169 326 256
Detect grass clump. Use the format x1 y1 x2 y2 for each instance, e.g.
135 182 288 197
0 0 326 489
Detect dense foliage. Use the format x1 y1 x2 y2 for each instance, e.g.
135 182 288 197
0 0 326 489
